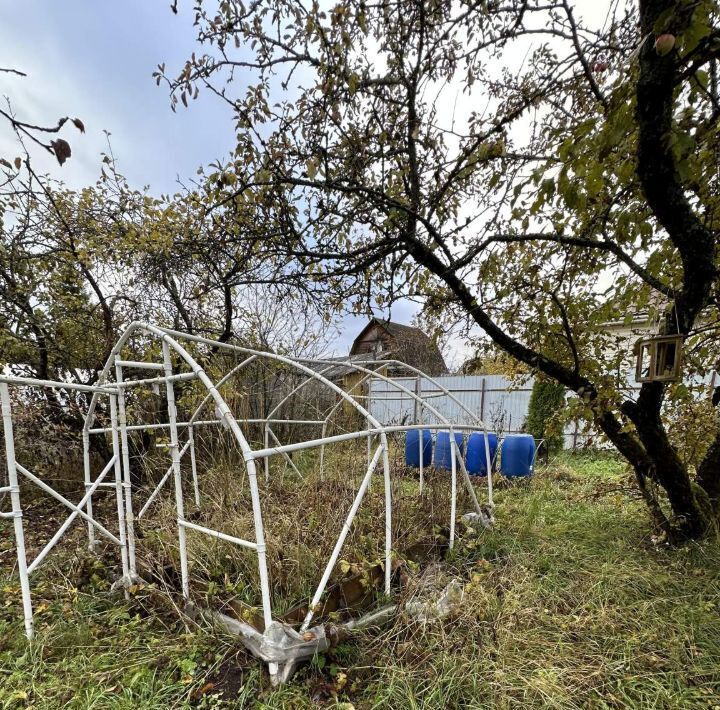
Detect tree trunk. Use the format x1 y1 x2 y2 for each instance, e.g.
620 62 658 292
623 387 711 538
697 428 720 504
649 454 708 538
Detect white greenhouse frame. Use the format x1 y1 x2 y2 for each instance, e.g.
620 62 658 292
0 322 495 684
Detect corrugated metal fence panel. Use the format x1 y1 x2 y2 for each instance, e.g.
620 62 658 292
368 370 719 448
414 375 485 424
481 375 533 434
368 375 535 432
366 377 415 424
368 375 596 447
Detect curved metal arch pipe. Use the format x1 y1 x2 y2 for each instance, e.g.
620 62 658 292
142 325 274 626
348 358 486 427
83 321 149 433
343 358 495 508
187 355 258 426
263 363 343 482
83 323 273 626
265 363 387 482
82 322 153 562
149 325 397 596
279 358 492 521
82 322 493 632
145 325 389 434
99 324 396 596
264 363 341 422
318 369 379 480
302 358 487 545
263 352 491 510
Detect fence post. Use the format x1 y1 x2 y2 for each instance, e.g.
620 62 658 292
480 377 486 422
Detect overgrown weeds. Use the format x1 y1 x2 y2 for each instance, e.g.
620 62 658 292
1 450 719 708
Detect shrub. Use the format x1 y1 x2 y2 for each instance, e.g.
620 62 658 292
526 378 566 454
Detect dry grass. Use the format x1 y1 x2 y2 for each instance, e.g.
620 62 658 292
138 433 472 615
1 450 719 708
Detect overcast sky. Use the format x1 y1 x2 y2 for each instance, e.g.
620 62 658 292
0 0 421 358
1 1 613 366
0 2 238 190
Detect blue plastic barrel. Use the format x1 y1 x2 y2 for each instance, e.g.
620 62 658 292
434 432 464 470
405 429 432 468
466 432 498 476
500 434 535 477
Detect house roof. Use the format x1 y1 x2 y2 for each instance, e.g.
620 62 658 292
303 353 422 380
601 292 668 330
350 319 422 353
349 318 448 375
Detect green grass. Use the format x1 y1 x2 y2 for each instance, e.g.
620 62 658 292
2 451 719 708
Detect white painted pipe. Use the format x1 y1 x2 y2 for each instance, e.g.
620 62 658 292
301 444 384 632
452 440 483 516
115 371 197 388
188 426 200 506
162 341 190 602
381 440 392 594
16 463 121 546
318 421 327 481
82 430 95 551
367 419 371 468
108 397 131 592
449 428 458 550
267 426 304 481
263 425 270 483
0 374 117 394
1 383 34 638
249 423 479 460
114 360 164 371
178 519 258 550
26 455 118 575
115 360 137 577
137 440 192 520
87 418 324 435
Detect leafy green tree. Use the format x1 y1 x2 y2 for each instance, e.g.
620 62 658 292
0 153 333 435
526 379 567 455
167 0 720 539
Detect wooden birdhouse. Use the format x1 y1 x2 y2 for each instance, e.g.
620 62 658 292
634 334 683 383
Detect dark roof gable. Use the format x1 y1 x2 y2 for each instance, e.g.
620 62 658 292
350 318 421 348
349 318 448 375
